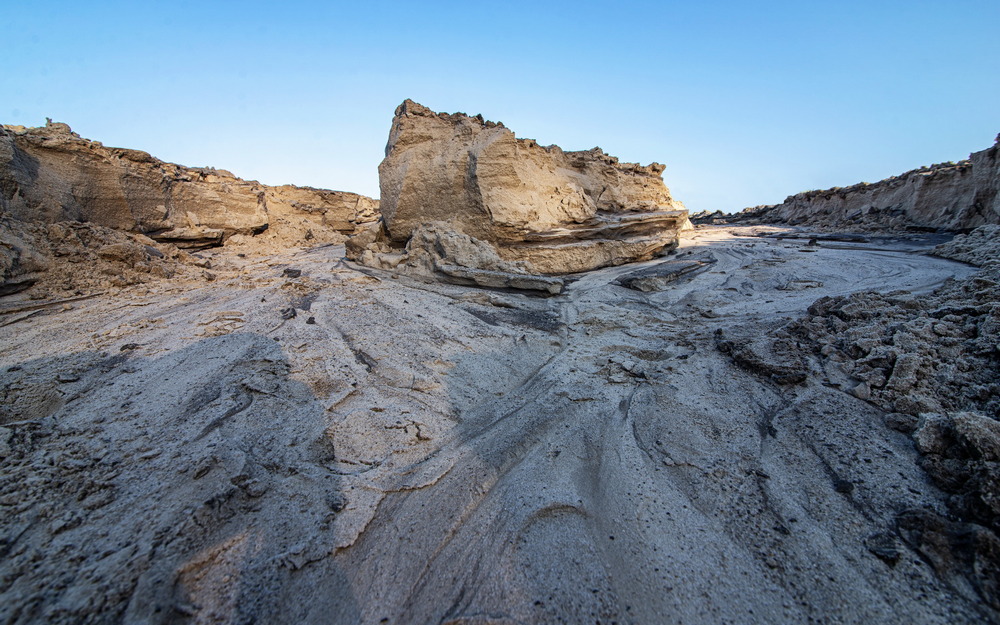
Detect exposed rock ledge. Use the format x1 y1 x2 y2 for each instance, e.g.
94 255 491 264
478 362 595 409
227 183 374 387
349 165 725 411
347 100 689 287
698 136 1000 232
0 121 379 249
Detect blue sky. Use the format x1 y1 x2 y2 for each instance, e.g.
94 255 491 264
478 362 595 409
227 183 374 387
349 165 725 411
3 0 998 212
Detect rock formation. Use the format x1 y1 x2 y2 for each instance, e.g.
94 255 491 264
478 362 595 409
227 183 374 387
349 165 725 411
5 109 1000 623
349 100 689 281
715 137 1000 232
931 224 1000 266
0 121 379 249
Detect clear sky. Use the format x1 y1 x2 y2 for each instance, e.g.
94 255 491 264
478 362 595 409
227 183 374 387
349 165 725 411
3 0 998 212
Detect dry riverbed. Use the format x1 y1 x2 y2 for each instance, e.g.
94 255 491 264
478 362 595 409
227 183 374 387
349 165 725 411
1 226 995 624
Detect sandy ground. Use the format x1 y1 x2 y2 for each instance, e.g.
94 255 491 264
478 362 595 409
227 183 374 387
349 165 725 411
0 226 991 624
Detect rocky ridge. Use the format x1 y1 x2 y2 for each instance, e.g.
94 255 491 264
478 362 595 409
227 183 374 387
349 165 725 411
0 121 380 297
0 121 379 249
696 137 1000 232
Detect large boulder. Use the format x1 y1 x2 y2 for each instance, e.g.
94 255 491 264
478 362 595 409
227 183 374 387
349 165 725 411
373 100 688 275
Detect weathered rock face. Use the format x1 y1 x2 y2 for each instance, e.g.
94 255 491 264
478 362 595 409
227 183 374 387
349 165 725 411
931 224 1000 266
372 100 688 275
0 122 379 248
3 223 991 624
722 138 1000 232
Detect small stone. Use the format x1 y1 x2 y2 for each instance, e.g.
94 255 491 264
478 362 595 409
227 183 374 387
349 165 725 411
885 412 918 433
327 493 347 513
233 477 268 498
0 427 12 457
173 602 199 617
913 413 952 455
849 381 871 400
192 458 214 479
864 533 901 566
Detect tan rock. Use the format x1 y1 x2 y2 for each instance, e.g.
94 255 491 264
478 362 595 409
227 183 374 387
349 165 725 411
353 222 564 294
402 223 534 276
374 100 688 275
401 223 563 294
265 185 380 233
0 122 380 249
0 123 267 244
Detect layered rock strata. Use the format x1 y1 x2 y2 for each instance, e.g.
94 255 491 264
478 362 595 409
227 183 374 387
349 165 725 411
350 100 688 282
349 222 565 294
0 121 379 249
717 137 1000 232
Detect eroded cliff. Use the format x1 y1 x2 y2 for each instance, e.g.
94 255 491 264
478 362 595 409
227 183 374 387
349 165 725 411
0 121 379 249
710 138 1000 231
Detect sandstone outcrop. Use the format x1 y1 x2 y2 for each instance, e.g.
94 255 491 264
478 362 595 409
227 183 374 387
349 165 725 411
719 137 1000 232
350 100 688 280
0 219 203 299
0 121 379 249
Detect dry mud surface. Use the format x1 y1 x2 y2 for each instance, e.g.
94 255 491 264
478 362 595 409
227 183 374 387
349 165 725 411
1 226 994 624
